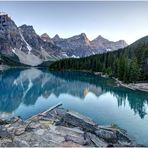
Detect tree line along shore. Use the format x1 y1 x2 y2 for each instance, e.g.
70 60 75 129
49 41 148 84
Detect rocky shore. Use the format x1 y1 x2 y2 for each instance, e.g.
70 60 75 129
0 104 139 147
93 72 148 93
114 77 148 92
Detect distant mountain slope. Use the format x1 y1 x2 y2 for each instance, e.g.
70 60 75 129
130 36 148 47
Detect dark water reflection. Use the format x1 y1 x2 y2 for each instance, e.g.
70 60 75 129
0 68 148 145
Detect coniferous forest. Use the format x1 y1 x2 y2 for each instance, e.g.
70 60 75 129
49 37 148 83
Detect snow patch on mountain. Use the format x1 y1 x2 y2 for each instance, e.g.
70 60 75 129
71 55 79 58
19 29 32 53
62 53 68 57
12 49 16 53
106 48 112 52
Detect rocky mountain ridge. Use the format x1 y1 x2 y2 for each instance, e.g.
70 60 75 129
0 12 65 66
0 12 128 66
42 33 128 57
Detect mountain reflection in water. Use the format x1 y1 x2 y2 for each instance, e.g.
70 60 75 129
0 68 148 119
1 68 148 145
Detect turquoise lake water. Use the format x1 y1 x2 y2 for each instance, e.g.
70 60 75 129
0 68 148 145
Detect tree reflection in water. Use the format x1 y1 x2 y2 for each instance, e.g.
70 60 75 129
0 68 148 119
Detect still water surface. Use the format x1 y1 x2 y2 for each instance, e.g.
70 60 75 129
0 68 148 145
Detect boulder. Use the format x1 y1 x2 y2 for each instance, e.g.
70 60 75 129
14 127 25 136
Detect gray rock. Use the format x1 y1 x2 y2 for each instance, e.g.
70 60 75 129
62 111 98 132
0 119 9 125
14 127 25 136
87 132 108 147
95 128 117 142
0 126 12 140
64 134 88 145
116 130 132 144
0 108 138 147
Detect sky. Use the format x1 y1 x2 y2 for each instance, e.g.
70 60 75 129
0 1 148 44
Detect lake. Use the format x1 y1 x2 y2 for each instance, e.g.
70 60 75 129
0 68 148 145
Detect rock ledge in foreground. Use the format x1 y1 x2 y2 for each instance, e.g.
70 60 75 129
0 107 139 147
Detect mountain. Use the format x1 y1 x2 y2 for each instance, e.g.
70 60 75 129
50 33 128 57
0 13 65 66
40 33 54 44
91 35 127 52
0 12 127 66
52 33 92 57
52 34 63 42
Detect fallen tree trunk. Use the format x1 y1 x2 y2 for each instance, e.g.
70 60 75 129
41 102 63 115
28 102 62 121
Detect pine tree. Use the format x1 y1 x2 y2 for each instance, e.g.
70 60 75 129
123 57 129 83
118 56 125 80
129 57 140 83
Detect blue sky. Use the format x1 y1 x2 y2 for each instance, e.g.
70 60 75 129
0 1 148 44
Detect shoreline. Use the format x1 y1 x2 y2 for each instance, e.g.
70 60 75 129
93 71 148 93
112 77 148 92
1 66 148 93
0 104 139 147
